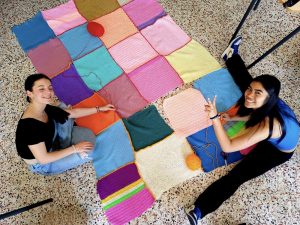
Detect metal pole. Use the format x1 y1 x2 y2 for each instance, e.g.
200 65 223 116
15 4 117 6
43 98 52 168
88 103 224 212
247 26 300 69
253 0 262 10
229 0 260 43
0 198 53 220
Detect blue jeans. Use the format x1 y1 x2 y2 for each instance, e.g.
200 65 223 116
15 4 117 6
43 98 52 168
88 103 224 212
29 104 96 175
30 151 92 175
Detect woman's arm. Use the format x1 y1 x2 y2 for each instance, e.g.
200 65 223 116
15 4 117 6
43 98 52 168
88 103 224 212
28 141 93 164
221 113 249 122
66 104 115 119
206 96 269 153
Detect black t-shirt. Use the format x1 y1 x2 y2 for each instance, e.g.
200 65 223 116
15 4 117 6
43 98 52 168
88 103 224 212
15 105 69 159
15 118 55 159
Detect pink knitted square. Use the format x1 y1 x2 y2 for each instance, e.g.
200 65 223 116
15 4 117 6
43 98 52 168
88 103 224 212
141 15 191 55
108 32 158 73
42 0 86 35
122 0 165 29
97 74 148 118
105 188 154 225
127 56 183 102
94 8 138 48
27 38 72 78
163 88 212 137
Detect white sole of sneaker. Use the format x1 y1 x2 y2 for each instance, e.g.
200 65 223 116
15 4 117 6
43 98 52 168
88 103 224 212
221 36 242 60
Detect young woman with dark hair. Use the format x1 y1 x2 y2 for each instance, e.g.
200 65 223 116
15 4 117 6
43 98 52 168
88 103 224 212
16 74 116 175
186 37 300 224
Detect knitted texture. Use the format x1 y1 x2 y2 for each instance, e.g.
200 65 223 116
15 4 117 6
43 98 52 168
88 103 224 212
41 0 86 35
123 105 173 151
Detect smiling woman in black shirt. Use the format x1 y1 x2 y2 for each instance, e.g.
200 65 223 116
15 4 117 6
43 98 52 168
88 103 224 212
16 74 115 175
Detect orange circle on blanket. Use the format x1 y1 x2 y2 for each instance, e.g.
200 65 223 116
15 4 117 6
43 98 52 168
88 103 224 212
186 153 201 171
87 22 105 37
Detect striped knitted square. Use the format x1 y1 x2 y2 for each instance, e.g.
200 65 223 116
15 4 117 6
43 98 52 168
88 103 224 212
109 32 158 74
97 163 155 224
97 163 140 199
105 188 154 225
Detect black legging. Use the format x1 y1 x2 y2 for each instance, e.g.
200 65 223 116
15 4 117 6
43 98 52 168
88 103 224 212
194 55 294 218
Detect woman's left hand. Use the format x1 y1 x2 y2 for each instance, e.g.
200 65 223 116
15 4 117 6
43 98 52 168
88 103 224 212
204 96 218 118
100 104 116 112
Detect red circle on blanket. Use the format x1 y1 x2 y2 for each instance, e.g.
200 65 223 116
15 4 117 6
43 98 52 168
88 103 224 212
87 22 105 37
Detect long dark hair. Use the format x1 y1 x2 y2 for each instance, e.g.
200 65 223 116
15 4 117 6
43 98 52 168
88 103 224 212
236 75 297 141
24 73 69 123
25 73 51 102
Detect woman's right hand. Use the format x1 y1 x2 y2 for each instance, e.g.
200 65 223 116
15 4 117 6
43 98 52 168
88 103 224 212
220 113 231 121
100 104 116 112
73 142 94 153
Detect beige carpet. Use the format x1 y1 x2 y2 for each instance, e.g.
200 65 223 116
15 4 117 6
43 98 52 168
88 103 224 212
0 0 299 224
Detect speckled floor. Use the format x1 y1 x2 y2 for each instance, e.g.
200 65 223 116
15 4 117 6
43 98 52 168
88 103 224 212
0 0 299 224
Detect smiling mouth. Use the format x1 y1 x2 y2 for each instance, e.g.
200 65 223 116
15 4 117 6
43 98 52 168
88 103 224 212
245 98 255 103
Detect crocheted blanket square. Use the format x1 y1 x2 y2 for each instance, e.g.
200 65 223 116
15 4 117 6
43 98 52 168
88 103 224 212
128 56 183 102
166 40 221 84
122 0 166 30
92 120 134 178
74 46 123 91
97 74 148 118
51 64 93 105
59 23 103 60
12 12 56 52
73 93 120 135
141 15 191 56
73 0 120 21
193 68 242 112
187 126 243 172
108 32 158 74
41 0 86 36
27 38 72 79
123 105 173 151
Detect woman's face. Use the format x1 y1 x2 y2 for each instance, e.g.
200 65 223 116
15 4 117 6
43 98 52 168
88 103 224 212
27 78 54 104
244 81 269 109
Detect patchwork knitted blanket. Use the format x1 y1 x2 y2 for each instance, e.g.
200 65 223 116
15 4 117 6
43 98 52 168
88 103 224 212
12 0 244 224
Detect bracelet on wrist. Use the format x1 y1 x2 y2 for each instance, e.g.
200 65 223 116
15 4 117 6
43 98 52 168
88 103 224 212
210 113 220 120
72 145 77 153
96 106 102 113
